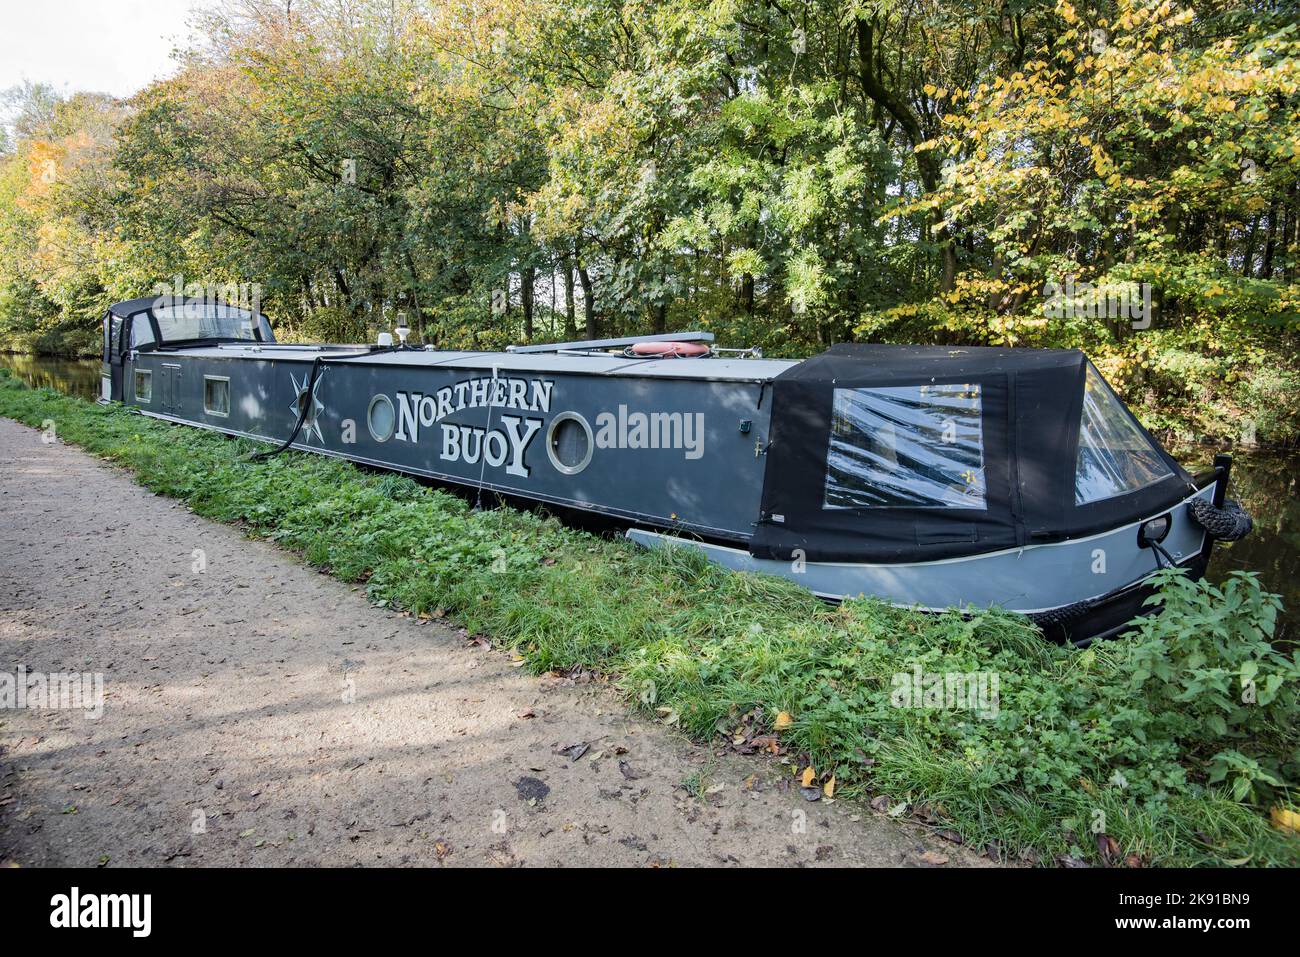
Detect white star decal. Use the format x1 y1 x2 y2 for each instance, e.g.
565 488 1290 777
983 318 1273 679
288 370 325 445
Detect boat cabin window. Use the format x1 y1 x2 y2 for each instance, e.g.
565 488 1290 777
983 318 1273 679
153 303 273 344
106 315 124 361
1075 364 1171 504
203 376 230 417
823 383 986 510
134 369 152 403
130 317 155 349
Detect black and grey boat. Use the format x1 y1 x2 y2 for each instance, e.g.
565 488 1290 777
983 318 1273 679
101 297 1249 642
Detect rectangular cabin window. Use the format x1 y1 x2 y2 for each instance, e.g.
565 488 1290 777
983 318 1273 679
134 369 152 403
824 383 986 510
203 376 230 417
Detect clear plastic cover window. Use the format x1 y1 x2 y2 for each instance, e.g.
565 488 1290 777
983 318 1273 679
130 317 155 348
153 304 264 342
1075 364 1171 504
824 383 986 510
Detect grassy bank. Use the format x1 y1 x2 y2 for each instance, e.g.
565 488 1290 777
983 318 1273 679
2 371 1297 867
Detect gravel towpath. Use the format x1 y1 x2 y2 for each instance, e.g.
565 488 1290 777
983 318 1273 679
0 415 989 867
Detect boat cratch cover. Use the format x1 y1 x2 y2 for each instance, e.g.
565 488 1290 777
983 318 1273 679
750 344 1194 563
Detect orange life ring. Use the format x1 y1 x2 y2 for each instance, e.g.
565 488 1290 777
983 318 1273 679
629 341 711 358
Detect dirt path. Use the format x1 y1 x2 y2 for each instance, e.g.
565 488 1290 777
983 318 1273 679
0 415 987 868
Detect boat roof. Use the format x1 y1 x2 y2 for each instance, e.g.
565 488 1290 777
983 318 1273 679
152 340 1087 384
108 296 263 319
167 343 800 383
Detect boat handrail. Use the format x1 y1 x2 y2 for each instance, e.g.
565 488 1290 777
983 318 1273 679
506 331 715 355
212 343 365 352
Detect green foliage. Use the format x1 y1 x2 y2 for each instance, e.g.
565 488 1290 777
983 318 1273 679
1126 569 1298 802
3 373 1296 866
1 1 1296 443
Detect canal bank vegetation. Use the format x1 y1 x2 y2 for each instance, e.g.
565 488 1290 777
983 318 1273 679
2 1 1300 443
3 371 1297 867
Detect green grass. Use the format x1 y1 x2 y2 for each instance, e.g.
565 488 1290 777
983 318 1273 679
2 369 1297 867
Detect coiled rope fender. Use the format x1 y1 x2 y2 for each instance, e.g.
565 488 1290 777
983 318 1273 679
1187 497 1253 542
1030 596 1095 631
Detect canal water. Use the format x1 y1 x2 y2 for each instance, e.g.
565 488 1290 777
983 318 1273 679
0 353 103 401
3 353 1296 637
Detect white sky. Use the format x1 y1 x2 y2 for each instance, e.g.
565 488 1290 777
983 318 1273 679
0 0 206 99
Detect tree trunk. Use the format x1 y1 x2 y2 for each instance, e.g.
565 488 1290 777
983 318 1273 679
575 241 596 339
855 17 956 292
1240 215 1260 277
1261 203 1277 278
562 257 578 338
650 296 667 334
521 264 535 342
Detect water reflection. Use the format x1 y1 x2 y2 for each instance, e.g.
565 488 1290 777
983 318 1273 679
0 354 101 401
1183 450 1299 641
3 353 1295 634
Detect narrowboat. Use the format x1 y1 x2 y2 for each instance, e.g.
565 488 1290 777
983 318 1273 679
101 296 1251 643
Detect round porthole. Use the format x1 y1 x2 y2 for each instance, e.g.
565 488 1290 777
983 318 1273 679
367 393 396 442
546 412 593 474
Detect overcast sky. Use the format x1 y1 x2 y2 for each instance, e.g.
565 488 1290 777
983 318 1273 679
0 0 204 99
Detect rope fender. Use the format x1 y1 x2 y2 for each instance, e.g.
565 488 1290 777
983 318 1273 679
1030 596 1095 630
1187 496 1253 542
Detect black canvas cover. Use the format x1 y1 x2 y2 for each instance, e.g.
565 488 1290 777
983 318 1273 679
750 344 1193 563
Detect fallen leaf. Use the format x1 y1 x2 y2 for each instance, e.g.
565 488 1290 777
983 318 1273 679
823 776 835 798
918 850 948 866
1271 805 1300 834
800 766 815 787
774 711 793 730
1096 833 1121 865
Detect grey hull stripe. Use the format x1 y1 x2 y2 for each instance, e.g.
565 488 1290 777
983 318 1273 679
627 486 1210 613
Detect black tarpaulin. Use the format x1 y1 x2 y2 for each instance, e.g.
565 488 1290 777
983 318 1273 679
750 344 1192 563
